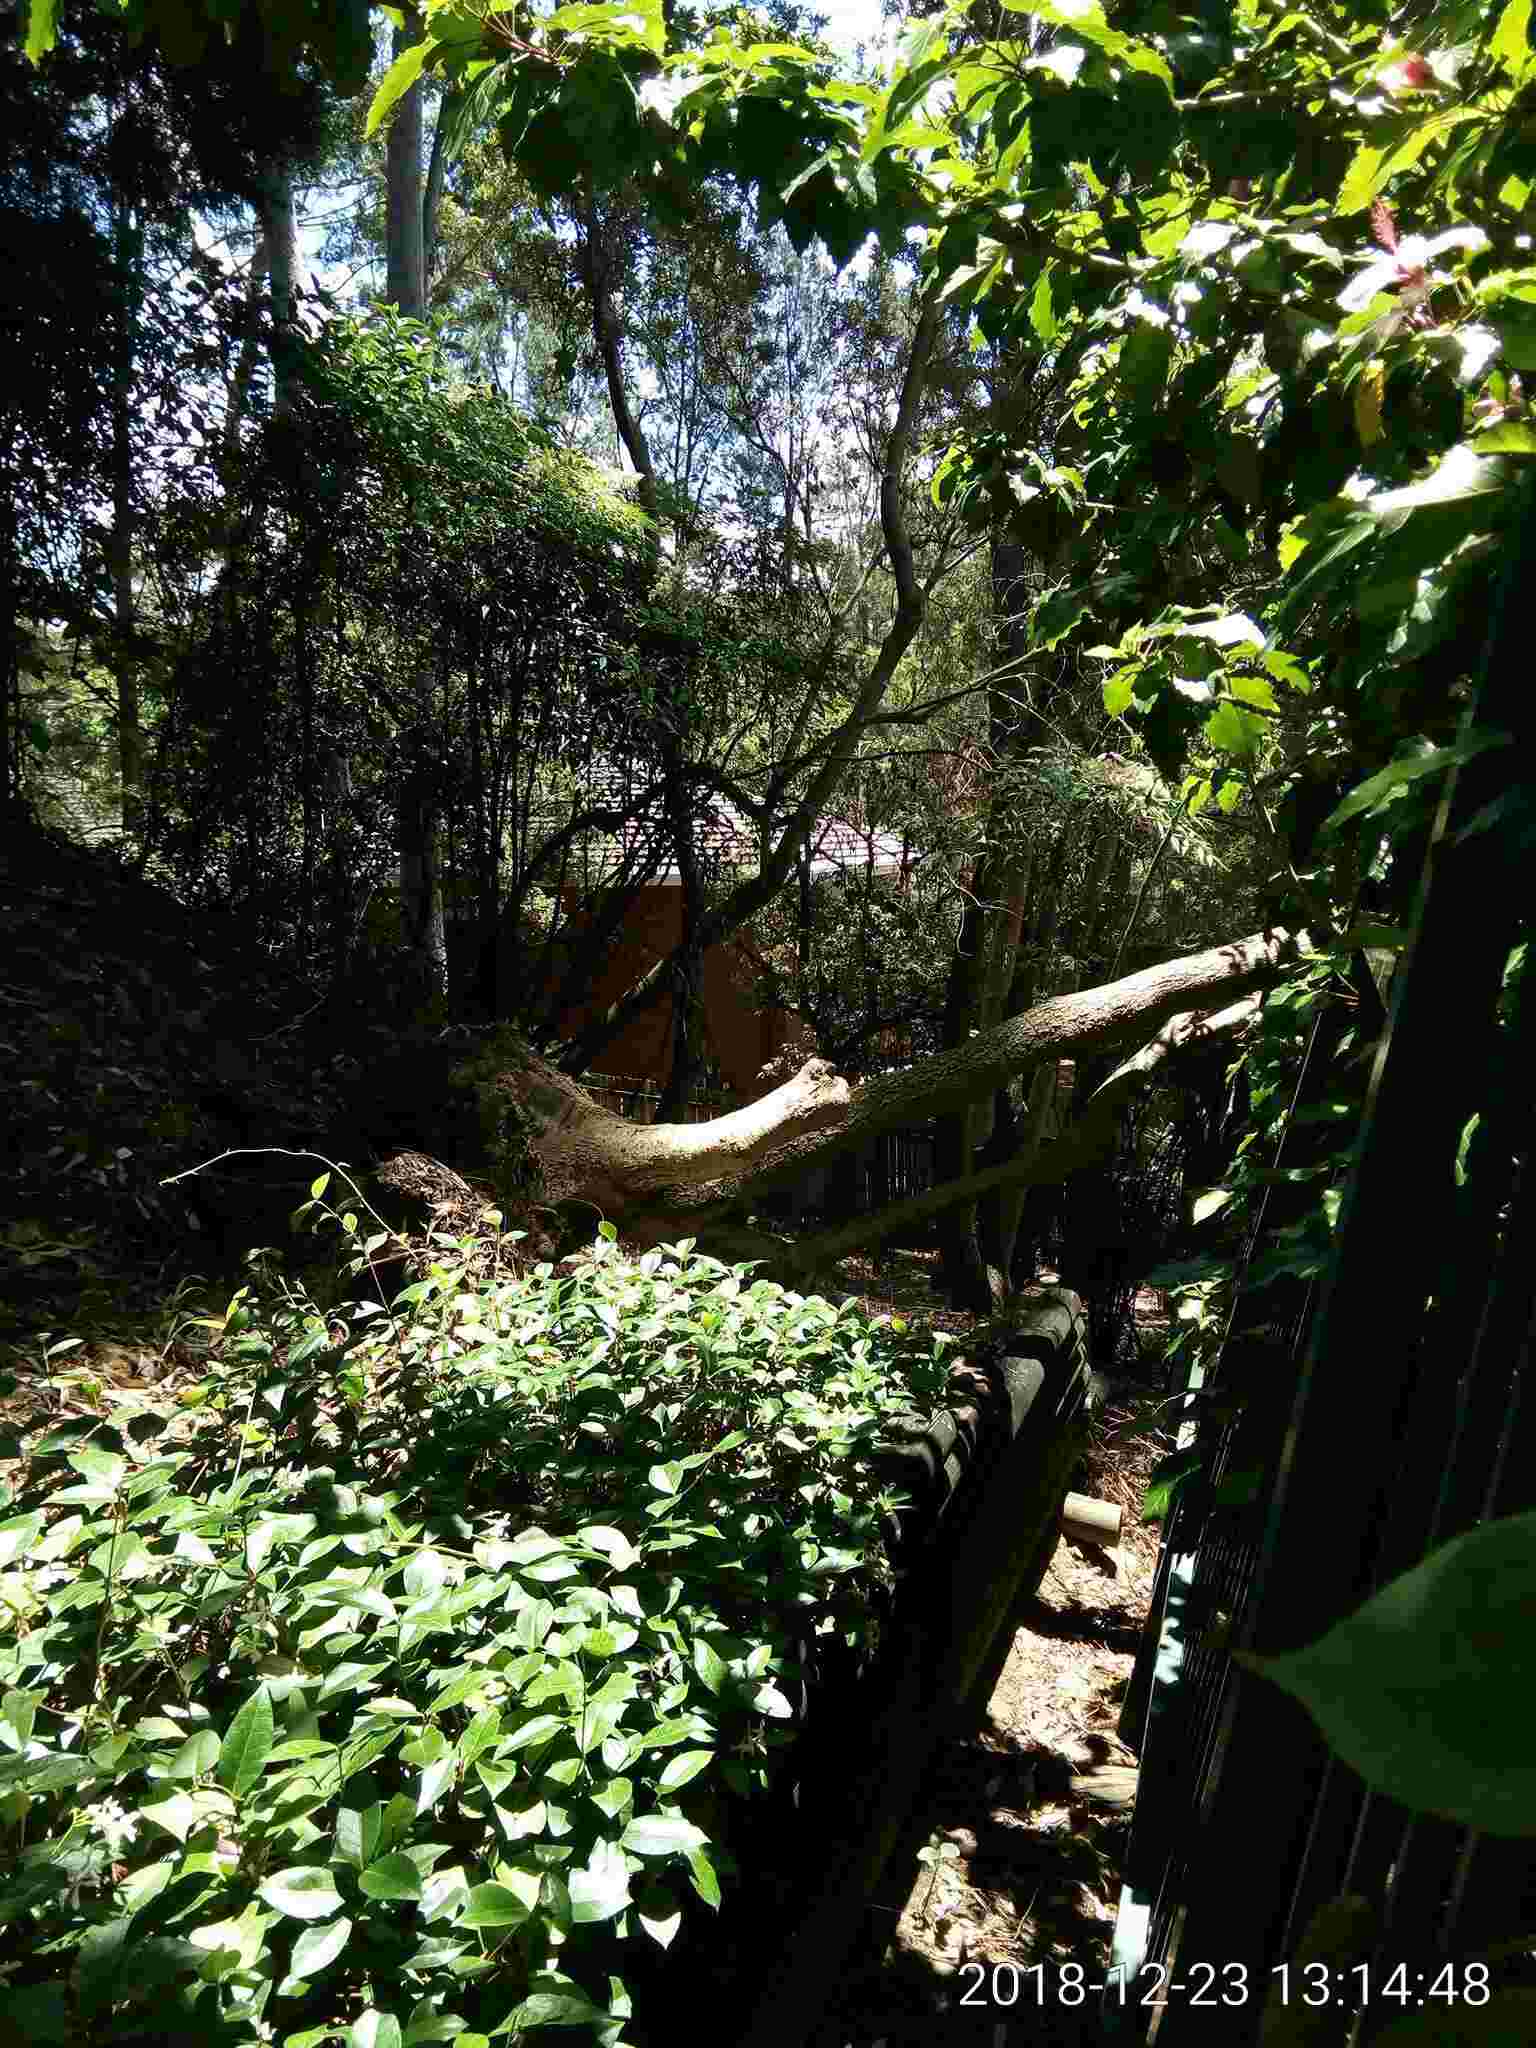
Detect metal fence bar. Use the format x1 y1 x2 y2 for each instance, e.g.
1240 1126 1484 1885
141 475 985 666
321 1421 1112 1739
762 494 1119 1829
1122 481 1536 2041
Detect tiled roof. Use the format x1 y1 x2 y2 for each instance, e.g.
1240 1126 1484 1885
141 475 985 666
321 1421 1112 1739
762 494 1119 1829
544 778 911 887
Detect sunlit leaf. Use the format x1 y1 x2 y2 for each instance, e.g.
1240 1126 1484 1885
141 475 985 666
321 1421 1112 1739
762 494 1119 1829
1239 1513 1536 1834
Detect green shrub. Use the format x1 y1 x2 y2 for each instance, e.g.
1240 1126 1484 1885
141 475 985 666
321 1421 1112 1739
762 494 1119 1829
0 1215 951 2046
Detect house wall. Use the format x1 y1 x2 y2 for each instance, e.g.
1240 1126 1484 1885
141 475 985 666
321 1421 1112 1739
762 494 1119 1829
554 884 805 1094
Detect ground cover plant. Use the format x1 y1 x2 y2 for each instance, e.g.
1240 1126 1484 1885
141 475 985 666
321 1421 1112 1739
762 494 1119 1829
0 1209 952 2046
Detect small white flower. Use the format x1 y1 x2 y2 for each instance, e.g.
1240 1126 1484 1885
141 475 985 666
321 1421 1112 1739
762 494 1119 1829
81 1797 140 1855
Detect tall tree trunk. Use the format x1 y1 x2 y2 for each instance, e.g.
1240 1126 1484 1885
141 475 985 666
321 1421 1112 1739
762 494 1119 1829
1 458 19 819
398 753 448 1008
933 874 996 1310
579 184 662 576
422 85 460 292
655 740 708 1121
385 17 426 323
933 535 1039 1309
323 747 361 985
108 190 144 838
558 299 941 1075
384 25 446 1011
254 163 301 417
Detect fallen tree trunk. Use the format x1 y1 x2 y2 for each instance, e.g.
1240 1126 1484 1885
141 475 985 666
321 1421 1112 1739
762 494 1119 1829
778 992 1265 1273
473 929 1299 1245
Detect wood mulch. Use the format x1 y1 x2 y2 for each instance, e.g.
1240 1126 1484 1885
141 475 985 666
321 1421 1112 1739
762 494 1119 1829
805 1251 1174 2048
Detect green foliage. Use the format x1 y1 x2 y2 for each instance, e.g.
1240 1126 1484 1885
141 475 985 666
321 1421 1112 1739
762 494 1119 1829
1237 1511 1536 1836
0 1226 946 2043
25 0 373 92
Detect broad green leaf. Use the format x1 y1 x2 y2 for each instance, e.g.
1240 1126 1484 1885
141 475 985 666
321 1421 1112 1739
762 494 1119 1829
686 1843 722 1908
366 42 428 139
336 1803 382 1867
458 1706 501 1764
1204 700 1265 759
401 1726 450 1766
1337 109 1484 214
167 1728 220 1779
280 1915 353 1992
1142 1447 1204 1523
502 1712 565 1752
1238 1512 1536 1835
403 1549 447 1598
1321 731 1511 835
1370 443 1519 531
550 0 664 55
69 1446 125 1487
359 1853 424 1901
1001 0 1172 87
569 1838 632 1923
691 1637 727 1694
1103 666 1140 717
657 1748 712 1792
589 1777 632 1820
501 1989 610 2029
1032 585 1089 651
415 1752 455 1814
259 1865 345 1920
23 0 58 64
621 1812 708 1857
420 1864 470 1921
1492 0 1534 76
1227 673 1278 712
1263 650 1312 694
576 1524 639 1571
458 1881 535 1929
73 1915 131 2017
635 1883 682 1947
349 2015 403 2048
217 1685 274 1798
1028 267 1058 346
138 1790 201 1841
1472 420 1536 455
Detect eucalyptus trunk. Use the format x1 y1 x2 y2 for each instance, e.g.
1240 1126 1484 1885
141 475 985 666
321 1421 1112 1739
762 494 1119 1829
108 190 144 838
385 24 447 1010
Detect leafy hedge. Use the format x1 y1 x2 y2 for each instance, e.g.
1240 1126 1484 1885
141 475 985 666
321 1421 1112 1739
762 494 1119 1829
0 1214 951 2047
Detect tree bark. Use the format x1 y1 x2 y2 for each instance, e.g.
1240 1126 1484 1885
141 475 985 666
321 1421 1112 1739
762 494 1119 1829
398 754 448 1009
108 187 144 839
655 740 708 1121
254 163 301 417
476 929 1297 1244
384 30 447 1011
580 185 661 550
559 296 943 1076
784 995 1264 1274
423 85 460 293
385 17 426 323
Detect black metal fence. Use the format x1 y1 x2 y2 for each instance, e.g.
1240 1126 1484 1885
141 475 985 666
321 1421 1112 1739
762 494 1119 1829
1106 497 1536 2040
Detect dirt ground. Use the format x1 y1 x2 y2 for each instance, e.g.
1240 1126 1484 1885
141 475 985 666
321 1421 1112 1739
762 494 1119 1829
810 1253 1172 2048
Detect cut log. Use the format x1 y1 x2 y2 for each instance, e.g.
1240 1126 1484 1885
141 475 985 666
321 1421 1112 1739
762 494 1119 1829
1069 1763 1139 1809
1061 1491 1122 1547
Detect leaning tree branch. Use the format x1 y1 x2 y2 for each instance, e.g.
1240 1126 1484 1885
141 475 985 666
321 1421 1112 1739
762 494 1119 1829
559 295 945 1076
782 992 1265 1270
574 928 1300 1226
